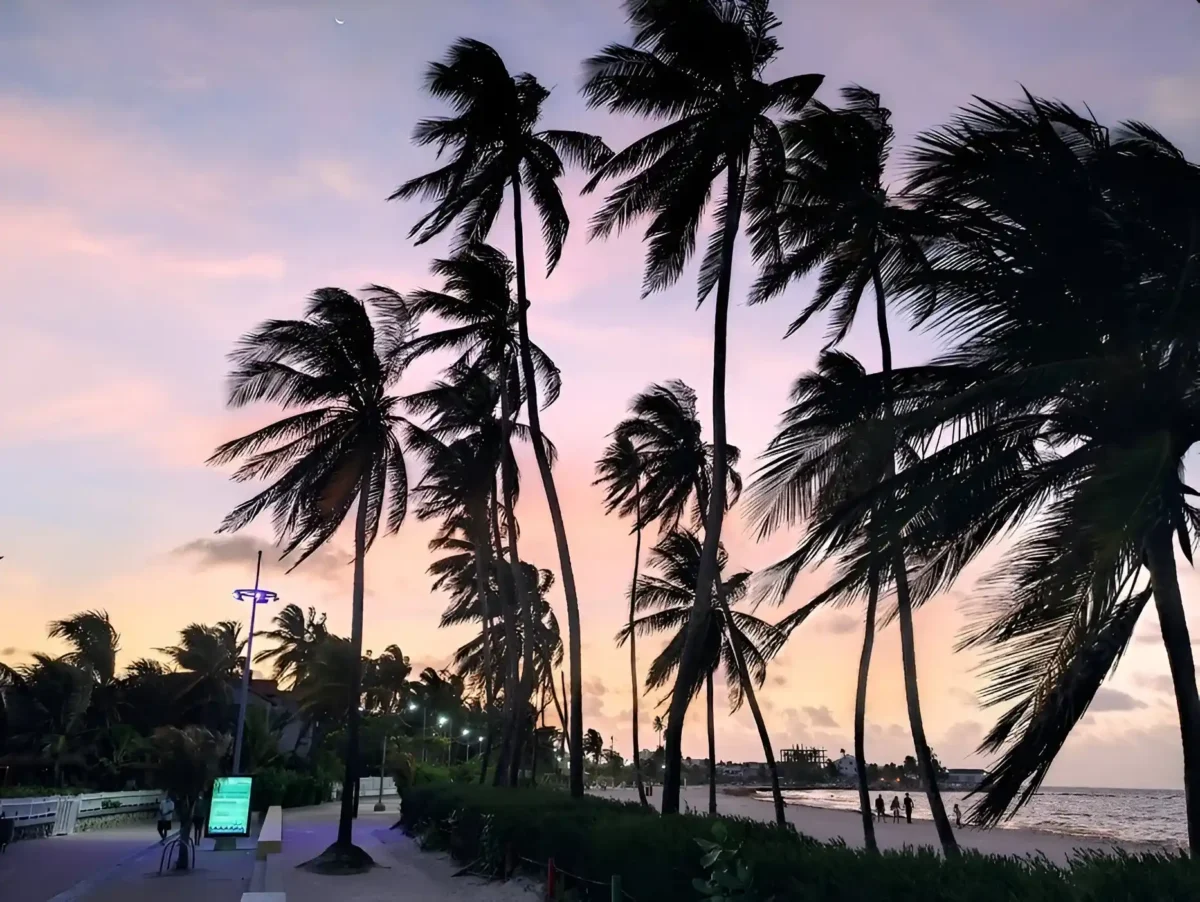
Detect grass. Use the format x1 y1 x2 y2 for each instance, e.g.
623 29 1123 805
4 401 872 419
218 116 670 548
398 783 1200 901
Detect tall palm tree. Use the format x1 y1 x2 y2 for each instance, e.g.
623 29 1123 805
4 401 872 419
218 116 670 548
157 621 244 730
208 287 412 869
583 0 822 813
746 86 955 851
48 610 123 740
612 379 787 824
618 530 785 815
394 42 610 797
880 96 1200 845
594 433 649 806
652 714 665 750
254 604 329 688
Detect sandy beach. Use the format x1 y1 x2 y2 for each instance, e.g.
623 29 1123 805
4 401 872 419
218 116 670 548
593 786 1175 864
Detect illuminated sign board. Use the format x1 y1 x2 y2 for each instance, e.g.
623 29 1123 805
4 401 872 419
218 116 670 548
207 776 253 837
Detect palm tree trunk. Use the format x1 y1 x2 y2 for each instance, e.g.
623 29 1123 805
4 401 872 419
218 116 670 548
496 385 532 788
510 175 585 798
706 672 717 815
662 164 744 816
873 262 957 855
335 478 371 848
629 489 648 807
1145 521 1200 853
470 501 496 785
855 569 880 853
718 591 786 827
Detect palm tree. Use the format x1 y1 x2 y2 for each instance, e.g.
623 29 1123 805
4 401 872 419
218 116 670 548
584 728 605 766
254 604 329 688
652 715 665 750
158 621 244 730
747 86 956 852
0 655 92 785
594 433 650 806
611 379 787 824
618 531 785 815
582 0 822 813
208 287 412 870
48 610 123 741
879 96 1200 844
151 726 229 870
394 41 610 797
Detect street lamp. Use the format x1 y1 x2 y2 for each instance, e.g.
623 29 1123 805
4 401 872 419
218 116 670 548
437 716 449 765
408 701 428 762
231 550 277 775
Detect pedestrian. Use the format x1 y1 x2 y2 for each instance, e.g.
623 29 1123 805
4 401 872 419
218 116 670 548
903 792 914 824
890 795 901 823
193 791 208 845
0 809 12 853
156 795 175 844
953 803 963 829
874 794 885 822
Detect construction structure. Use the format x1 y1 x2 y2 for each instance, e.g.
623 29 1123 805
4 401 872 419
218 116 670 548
779 745 828 767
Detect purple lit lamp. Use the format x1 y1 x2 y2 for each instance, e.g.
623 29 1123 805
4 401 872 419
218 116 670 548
231 550 278 776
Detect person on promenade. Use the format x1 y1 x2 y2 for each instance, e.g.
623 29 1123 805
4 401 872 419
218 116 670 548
156 795 175 843
953 803 963 829
875 794 886 822
903 793 914 824
193 791 208 845
890 795 901 823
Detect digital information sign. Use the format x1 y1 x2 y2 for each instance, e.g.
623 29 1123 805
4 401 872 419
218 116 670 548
206 776 253 837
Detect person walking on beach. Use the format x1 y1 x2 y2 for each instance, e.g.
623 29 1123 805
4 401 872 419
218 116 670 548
156 795 175 843
953 803 963 829
903 792 914 824
875 794 886 822
890 795 901 823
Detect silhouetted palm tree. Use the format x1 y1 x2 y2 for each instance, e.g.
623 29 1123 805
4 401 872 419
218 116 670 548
612 379 786 824
209 287 412 868
395 42 609 797
747 85 956 851
583 0 822 813
618 531 784 815
594 433 650 806
254 604 329 688
887 97 1200 844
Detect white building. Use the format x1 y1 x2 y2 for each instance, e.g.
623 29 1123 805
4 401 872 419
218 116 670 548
833 753 860 779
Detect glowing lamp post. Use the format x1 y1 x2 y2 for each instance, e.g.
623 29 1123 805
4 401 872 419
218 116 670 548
408 701 427 762
231 550 277 775
437 715 449 765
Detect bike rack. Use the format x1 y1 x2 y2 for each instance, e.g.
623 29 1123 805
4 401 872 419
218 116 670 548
158 835 197 874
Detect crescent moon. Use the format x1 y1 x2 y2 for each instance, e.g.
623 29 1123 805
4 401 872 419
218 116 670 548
334 17 345 25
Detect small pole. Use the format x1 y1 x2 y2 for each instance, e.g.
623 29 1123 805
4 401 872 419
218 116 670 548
232 551 263 775
611 874 622 902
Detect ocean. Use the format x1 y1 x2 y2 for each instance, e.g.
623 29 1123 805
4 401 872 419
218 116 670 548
762 787 1187 847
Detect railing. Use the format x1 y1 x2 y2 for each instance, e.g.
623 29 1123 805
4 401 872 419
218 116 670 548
1 789 163 834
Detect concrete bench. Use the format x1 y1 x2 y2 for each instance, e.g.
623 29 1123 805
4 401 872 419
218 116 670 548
256 806 282 860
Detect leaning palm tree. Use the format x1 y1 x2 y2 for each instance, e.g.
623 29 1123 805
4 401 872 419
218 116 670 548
394 42 610 797
594 433 650 806
583 0 822 813
48 610 122 740
612 379 787 824
747 85 957 852
254 604 329 688
208 287 412 871
878 97 1200 845
618 531 785 815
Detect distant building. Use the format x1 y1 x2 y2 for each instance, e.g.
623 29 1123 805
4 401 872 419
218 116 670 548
945 768 986 788
833 753 860 779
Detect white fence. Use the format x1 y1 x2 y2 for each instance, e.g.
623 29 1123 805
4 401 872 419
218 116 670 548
1 788 162 835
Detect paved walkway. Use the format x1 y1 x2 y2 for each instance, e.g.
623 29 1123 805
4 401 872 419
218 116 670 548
0 822 165 901
274 803 538 901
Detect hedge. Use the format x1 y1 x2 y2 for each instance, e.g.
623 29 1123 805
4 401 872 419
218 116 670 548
397 783 1200 901
249 768 329 810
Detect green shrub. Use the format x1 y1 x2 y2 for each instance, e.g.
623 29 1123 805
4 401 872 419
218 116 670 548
398 784 1200 901
249 768 329 810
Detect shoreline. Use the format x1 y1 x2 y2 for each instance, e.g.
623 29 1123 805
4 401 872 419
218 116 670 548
591 786 1179 864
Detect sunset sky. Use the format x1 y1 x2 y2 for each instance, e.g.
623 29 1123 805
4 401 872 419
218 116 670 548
3 0 1200 788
